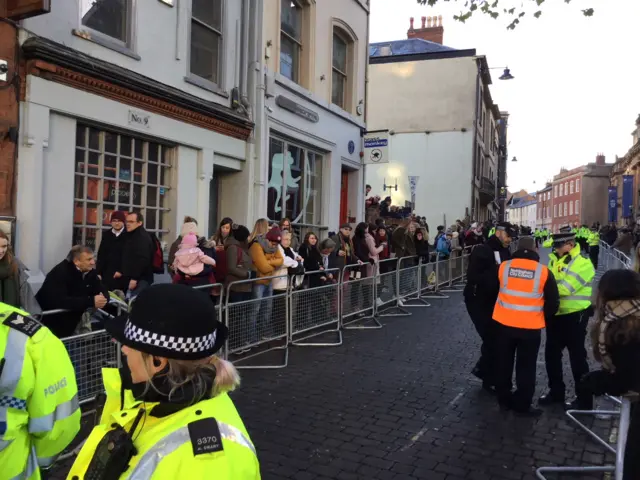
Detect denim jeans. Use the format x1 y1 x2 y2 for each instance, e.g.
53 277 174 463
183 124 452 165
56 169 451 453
252 282 273 340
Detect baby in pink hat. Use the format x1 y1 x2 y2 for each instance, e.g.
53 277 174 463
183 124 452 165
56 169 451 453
172 232 217 278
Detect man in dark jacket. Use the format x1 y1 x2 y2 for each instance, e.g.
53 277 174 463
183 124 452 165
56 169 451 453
96 210 127 292
464 221 514 391
122 212 154 299
329 224 357 270
36 246 110 337
492 236 560 416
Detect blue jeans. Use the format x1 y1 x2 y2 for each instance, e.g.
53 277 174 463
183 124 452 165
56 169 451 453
252 283 273 341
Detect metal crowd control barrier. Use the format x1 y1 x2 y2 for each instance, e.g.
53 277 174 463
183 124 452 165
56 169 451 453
289 269 342 346
192 282 225 357
418 258 442 301
536 395 634 480
396 256 425 308
224 275 289 369
440 255 465 293
340 263 380 329
377 257 410 317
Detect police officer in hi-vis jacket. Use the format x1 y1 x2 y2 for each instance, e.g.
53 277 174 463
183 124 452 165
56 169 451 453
0 303 81 479
539 226 596 410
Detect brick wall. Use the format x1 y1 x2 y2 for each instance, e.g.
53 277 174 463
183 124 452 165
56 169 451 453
0 21 19 215
552 173 582 232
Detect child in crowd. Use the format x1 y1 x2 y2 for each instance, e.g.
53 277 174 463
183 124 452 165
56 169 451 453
172 232 217 287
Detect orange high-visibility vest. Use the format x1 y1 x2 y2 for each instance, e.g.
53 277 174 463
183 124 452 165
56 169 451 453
493 258 548 330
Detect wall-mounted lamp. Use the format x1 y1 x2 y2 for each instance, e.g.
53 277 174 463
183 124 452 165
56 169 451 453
383 178 398 192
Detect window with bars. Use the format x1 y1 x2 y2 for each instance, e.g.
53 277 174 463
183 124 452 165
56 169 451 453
190 0 223 85
332 31 349 110
280 0 303 83
74 124 172 251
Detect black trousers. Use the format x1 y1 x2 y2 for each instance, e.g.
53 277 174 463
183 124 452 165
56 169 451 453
494 322 541 410
624 402 640 480
589 245 600 269
545 310 590 396
465 299 496 384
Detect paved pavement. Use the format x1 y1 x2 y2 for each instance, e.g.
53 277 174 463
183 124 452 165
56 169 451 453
232 292 613 480
50 247 615 479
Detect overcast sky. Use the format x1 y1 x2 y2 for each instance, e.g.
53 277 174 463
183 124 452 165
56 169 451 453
369 0 640 194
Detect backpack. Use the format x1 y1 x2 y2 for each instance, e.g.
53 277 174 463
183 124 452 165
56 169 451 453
149 232 165 274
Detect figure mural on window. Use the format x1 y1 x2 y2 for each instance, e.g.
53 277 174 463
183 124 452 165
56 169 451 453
268 151 300 214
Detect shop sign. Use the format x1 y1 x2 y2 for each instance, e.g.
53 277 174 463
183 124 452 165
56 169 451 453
363 131 389 164
275 95 319 123
128 110 151 129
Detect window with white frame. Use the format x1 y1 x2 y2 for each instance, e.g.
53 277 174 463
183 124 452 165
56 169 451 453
190 0 223 85
570 180 574 194
554 204 557 217
575 200 579 215
576 178 580 192
81 0 132 45
74 124 172 251
559 183 563 196
554 185 558 197
332 30 350 110
280 0 303 83
565 182 569 195
564 202 568 216
267 137 323 227
569 202 573 215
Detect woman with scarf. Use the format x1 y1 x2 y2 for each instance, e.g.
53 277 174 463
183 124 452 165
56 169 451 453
579 269 640 479
0 231 40 312
67 284 259 479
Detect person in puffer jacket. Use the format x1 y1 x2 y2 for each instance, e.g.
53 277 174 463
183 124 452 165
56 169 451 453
172 233 217 287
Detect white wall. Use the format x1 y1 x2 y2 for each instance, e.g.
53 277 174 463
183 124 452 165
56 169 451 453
23 0 244 109
364 131 474 232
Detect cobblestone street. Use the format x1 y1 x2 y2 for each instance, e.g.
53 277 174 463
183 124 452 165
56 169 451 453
232 291 612 480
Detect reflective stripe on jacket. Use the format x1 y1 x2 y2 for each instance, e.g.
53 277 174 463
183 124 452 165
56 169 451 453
549 244 594 315
588 232 600 247
0 303 81 480
493 259 548 329
68 369 261 480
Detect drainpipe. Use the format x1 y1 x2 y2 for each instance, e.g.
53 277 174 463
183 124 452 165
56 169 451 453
361 6 371 223
471 59 481 220
239 0 250 107
248 0 266 219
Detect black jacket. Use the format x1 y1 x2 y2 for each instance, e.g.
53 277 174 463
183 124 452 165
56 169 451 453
509 249 560 322
464 236 512 311
36 260 110 338
122 226 154 284
96 229 127 291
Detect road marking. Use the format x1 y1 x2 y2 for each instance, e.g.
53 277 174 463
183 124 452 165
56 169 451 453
400 427 429 451
448 391 466 407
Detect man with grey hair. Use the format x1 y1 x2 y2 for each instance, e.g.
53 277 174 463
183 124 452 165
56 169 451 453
36 245 110 337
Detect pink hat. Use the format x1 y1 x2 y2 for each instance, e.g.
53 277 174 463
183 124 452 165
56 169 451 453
181 232 198 247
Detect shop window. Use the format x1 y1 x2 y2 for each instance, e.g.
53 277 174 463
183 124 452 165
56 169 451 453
81 0 132 45
267 136 323 227
280 0 303 83
74 124 172 251
190 0 223 85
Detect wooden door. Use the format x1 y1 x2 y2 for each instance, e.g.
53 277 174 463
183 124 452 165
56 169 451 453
340 171 349 225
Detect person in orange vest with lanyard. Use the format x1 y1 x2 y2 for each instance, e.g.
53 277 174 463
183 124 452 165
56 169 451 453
492 236 560 417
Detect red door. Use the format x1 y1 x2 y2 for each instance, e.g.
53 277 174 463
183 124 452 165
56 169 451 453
340 171 349 225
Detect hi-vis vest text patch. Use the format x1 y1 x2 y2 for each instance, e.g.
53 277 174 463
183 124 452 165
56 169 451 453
3 312 42 337
508 268 535 280
188 417 224 456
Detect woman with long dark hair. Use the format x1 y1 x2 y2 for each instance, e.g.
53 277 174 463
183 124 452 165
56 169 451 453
580 269 640 479
0 231 40 312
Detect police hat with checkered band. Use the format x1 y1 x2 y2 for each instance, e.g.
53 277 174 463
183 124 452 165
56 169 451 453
106 283 228 360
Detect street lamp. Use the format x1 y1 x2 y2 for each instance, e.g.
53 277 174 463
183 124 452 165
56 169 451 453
487 66 515 81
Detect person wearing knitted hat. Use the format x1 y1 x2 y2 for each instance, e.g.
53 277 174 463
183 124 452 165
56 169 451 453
171 232 217 288
224 224 257 303
540 225 595 410
97 210 128 292
67 284 260 479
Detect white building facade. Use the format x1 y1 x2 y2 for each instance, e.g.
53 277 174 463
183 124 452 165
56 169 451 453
250 0 369 235
15 0 370 277
18 0 253 275
366 18 501 231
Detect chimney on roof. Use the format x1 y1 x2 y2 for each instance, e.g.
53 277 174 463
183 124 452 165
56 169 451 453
596 153 605 166
407 14 444 44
